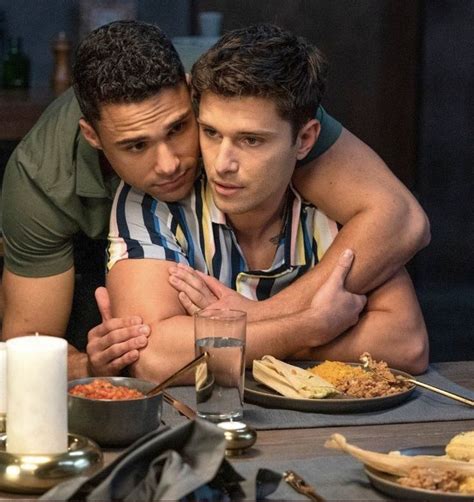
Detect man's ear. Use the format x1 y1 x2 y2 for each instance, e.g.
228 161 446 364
296 119 320 160
79 118 103 150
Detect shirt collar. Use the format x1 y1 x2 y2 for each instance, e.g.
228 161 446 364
205 177 227 225
75 133 119 198
286 184 307 267
205 179 308 267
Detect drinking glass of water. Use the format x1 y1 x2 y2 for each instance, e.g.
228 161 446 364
194 309 246 422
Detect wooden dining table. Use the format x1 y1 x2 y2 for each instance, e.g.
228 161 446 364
1 360 473 500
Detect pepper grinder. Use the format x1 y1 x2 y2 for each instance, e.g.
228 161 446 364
51 31 71 95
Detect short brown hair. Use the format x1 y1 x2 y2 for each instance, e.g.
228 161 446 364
191 23 328 140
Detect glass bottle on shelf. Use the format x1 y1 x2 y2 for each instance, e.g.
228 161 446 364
2 37 30 89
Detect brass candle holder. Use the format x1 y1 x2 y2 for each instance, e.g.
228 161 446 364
0 432 103 494
217 421 257 456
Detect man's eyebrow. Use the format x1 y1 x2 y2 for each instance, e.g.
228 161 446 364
115 135 149 146
197 118 274 136
114 111 192 146
166 111 192 130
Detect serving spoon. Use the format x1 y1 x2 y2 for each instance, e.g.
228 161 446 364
361 355 474 407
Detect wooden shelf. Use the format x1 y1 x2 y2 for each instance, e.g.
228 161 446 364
0 88 56 141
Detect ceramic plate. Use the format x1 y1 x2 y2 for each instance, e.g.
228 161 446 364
365 445 474 500
244 362 416 413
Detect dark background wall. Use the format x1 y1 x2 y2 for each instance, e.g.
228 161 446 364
415 1 474 361
0 0 190 87
0 0 472 361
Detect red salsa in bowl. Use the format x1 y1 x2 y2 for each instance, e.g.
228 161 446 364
69 379 144 400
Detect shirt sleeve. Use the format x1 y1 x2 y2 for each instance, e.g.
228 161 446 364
1 148 77 277
297 106 343 167
107 181 189 271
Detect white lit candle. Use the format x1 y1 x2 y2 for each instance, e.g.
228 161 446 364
0 342 6 414
6 335 68 454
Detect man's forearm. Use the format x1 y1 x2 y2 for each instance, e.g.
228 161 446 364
2 267 84 378
297 308 428 375
337 194 430 293
294 268 429 375
68 345 91 379
129 310 333 383
244 203 429 322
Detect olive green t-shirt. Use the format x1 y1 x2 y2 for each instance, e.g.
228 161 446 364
1 89 342 278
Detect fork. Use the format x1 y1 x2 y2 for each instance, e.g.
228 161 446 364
283 470 326 502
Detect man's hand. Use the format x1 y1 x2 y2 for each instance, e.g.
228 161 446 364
168 263 218 313
307 249 367 345
168 263 254 314
86 287 151 376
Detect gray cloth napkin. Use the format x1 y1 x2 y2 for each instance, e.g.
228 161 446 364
40 419 269 501
163 364 474 429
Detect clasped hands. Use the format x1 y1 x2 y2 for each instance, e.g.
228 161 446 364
168 263 253 315
168 249 367 344
86 250 366 376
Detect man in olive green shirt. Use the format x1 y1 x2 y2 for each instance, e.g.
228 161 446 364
1 21 430 379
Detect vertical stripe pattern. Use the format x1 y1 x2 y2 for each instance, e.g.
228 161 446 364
108 176 339 300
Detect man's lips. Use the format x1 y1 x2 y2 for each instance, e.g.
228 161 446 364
154 172 187 189
212 180 243 196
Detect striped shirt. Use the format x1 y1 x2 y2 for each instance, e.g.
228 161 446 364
108 175 339 301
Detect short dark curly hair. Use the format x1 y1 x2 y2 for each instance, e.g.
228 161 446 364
73 20 186 124
191 23 328 141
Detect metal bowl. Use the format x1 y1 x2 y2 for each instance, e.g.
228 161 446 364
68 376 162 447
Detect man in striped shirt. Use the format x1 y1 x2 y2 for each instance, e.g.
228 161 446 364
107 24 428 382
